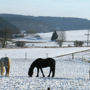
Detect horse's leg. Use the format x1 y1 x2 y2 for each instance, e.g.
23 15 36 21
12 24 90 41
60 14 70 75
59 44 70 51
47 67 52 77
36 68 39 77
40 68 45 77
5 59 10 77
51 67 55 77
1 64 4 76
5 66 9 76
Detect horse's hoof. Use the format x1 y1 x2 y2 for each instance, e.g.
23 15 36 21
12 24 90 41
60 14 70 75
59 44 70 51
52 76 53 77
48 75 50 77
36 76 39 77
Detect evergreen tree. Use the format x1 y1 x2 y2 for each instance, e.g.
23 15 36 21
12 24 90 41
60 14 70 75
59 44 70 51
51 31 58 41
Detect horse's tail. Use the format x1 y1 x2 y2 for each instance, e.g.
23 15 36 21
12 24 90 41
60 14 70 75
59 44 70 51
7 57 11 76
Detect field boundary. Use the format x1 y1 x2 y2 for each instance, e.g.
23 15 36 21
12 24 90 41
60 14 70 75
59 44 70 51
54 49 90 59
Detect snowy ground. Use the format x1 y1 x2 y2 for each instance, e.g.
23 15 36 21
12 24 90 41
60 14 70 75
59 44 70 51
1 29 90 90
0 57 90 90
38 30 89 41
12 30 90 48
15 30 89 42
0 47 90 59
0 47 90 89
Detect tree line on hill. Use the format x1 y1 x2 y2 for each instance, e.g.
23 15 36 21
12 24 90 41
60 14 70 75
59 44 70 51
0 14 90 33
0 17 19 35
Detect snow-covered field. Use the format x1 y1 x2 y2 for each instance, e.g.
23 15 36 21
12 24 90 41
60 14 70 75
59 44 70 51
15 30 89 41
38 30 89 41
1 30 90 90
0 47 90 59
0 47 90 90
1 58 90 90
12 30 89 47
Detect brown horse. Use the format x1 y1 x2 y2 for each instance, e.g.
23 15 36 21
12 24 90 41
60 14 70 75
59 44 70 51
28 58 56 77
0 57 11 76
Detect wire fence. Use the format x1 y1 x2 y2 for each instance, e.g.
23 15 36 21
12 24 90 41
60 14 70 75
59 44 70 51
54 49 90 61
0 48 90 61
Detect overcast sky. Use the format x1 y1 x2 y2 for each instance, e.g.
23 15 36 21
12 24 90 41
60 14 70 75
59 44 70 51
0 0 90 19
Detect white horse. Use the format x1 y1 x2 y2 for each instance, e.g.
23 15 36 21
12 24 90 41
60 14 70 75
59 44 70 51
0 57 11 76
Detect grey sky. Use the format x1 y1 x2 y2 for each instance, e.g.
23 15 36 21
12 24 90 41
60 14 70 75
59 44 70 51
0 0 90 19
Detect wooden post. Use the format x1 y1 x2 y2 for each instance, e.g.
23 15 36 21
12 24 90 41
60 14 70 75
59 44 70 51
25 52 27 60
46 53 48 58
89 69 90 79
82 56 83 61
72 53 74 59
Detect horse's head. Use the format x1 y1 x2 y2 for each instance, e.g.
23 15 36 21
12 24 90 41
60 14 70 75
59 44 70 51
28 67 33 77
28 60 36 77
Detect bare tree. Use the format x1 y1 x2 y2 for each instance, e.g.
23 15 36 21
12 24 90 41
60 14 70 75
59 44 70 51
56 30 66 47
0 28 13 48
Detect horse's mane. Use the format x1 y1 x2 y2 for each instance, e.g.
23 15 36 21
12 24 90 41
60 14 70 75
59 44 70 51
29 62 35 70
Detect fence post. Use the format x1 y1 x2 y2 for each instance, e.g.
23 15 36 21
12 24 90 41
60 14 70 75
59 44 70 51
25 52 27 60
89 69 90 79
82 56 83 61
72 53 74 59
46 53 48 58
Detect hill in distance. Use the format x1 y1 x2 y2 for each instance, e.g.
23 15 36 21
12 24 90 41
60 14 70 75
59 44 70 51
0 16 19 34
0 14 90 33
